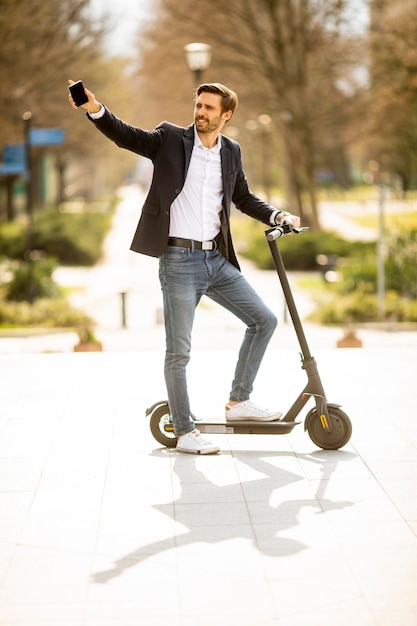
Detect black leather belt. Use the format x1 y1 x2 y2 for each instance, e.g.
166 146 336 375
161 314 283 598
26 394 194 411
168 237 217 251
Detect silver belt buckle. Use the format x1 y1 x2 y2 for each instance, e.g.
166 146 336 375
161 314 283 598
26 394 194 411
201 240 213 251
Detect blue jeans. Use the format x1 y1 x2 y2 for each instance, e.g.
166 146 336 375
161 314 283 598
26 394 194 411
159 246 277 436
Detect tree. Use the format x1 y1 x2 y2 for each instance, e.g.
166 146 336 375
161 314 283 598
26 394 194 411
0 0 99 216
133 0 365 229
0 0 103 144
0 0 138 218
364 0 417 192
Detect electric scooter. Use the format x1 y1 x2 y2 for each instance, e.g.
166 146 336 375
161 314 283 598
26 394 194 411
146 224 352 451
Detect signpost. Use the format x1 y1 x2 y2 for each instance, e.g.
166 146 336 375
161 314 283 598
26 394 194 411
0 144 26 175
0 128 65 176
0 123 65 299
29 128 65 146
0 128 65 174
23 112 34 303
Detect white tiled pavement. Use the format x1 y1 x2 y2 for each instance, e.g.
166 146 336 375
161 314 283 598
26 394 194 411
0 186 416 625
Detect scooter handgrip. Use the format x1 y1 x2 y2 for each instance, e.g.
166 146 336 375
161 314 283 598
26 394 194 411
267 227 284 241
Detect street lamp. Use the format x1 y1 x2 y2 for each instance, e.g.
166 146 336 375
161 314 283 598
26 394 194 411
184 42 212 85
23 111 32 221
23 111 35 303
368 159 386 320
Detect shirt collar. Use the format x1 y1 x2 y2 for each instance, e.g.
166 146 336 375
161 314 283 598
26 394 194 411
193 126 222 153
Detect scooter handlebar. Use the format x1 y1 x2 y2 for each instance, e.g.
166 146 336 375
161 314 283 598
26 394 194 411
266 224 309 241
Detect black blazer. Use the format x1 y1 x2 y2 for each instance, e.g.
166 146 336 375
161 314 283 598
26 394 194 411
88 107 276 270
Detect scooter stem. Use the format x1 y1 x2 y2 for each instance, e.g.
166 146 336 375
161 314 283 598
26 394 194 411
266 231 312 360
266 230 331 431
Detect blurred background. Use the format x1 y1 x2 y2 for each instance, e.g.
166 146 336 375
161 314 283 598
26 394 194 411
0 0 416 337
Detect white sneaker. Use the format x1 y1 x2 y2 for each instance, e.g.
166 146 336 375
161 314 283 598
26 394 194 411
225 400 283 422
176 429 220 455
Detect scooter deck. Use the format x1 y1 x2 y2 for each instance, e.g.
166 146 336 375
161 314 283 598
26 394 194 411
195 419 301 436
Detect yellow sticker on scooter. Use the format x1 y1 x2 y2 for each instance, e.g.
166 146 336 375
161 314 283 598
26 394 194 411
320 414 329 429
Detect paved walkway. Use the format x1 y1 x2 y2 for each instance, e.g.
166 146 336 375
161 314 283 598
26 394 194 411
0 186 416 625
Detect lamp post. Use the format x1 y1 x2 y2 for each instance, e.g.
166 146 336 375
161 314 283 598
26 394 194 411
23 111 33 222
23 111 34 303
184 42 212 86
368 160 386 320
377 182 386 320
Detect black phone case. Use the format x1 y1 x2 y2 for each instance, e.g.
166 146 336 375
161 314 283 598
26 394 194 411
69 81 89 106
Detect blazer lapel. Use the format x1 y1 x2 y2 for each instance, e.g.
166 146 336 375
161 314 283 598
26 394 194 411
182 125 195 180
218 138 232 259
220 138 232 209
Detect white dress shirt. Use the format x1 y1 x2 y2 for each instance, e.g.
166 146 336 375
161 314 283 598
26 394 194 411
169 130 222 241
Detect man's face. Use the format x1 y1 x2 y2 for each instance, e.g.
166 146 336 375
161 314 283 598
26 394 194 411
194 92 232 134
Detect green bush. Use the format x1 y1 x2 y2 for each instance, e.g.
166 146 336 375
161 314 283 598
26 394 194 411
0 205 114 329
5 257 61 302
0 221 27 258
337 228 417 299
234 218 417 323
0 207 113 266
0 297 93 328
386 229 417 298
309 288 417 324
338 254 377 295
238 222 372 271
309 239 417 323
32 210 113 265
0 257 95 329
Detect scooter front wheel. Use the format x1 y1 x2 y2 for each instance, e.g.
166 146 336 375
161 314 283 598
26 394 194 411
306 406 352 450
149 403 178 448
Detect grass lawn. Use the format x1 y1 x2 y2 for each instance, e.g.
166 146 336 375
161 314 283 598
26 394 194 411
350 211 417 230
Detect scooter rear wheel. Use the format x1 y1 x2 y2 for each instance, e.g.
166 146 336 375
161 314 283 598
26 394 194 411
306 406 352 450
150 404 178 448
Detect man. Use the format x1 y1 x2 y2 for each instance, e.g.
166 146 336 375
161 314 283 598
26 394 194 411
68 80 300 455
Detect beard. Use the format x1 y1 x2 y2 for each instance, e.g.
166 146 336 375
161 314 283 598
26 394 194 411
195 116 223 133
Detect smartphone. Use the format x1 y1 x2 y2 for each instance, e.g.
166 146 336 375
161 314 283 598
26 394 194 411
69 80 89 107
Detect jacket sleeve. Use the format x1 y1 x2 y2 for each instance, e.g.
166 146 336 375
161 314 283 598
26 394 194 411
87 107 164 160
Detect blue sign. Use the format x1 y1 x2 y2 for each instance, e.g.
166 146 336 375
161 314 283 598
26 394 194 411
4 144 25 165
0 163 26 175
0 145 26 176
29 128 65 146
0 129 65 176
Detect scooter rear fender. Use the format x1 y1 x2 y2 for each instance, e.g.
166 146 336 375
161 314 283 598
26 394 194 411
145 400 169 417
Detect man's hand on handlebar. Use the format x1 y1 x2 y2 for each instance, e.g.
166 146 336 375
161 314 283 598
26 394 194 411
267 221 308 241
274 211 301 229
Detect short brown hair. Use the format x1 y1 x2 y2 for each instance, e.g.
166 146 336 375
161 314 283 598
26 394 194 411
196 83 238 116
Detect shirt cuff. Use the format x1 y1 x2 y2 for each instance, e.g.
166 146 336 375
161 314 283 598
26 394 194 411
270 211 279 225
89 105 105 119
271 209 290 225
